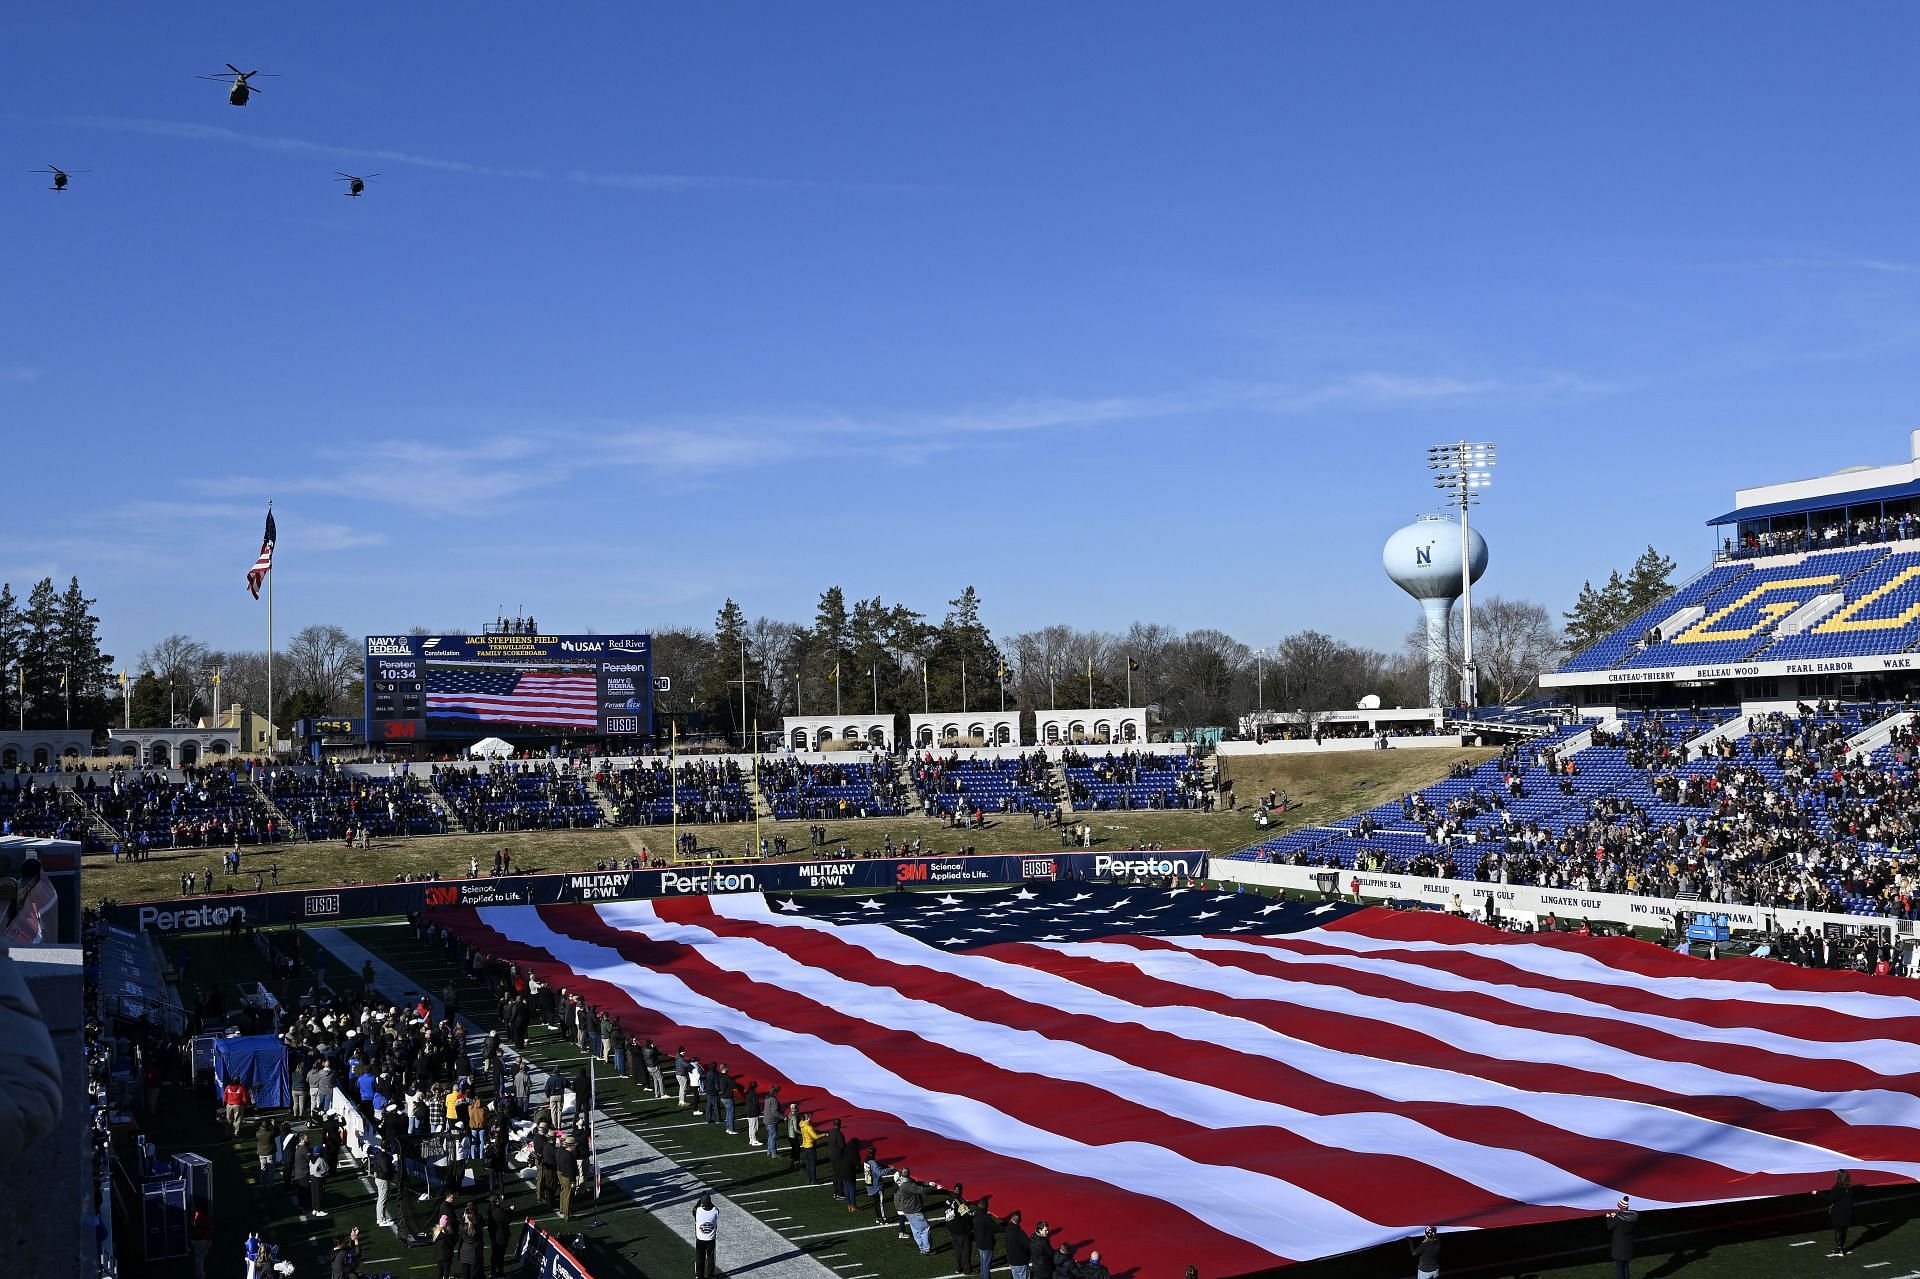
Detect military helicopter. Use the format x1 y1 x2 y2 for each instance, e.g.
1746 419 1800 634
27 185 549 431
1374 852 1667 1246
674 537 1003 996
197 64 272 106
33 165 88 191
335 172 379 198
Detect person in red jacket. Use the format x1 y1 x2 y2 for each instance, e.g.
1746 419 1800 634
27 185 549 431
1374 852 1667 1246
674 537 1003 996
189 1202 214 1279
223 1080 251 1136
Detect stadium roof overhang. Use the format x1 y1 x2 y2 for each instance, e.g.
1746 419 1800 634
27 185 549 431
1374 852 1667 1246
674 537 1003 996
1708 477 1920 525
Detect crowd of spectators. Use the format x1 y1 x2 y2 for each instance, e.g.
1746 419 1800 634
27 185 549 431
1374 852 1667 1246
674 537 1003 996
760 758 906 821
78 767 278 850
433 764 603 834
0 776 92 843
1244 703 1920 928
908 753 1059 821
597 759 752 825
1726 511 1920 561
1060 750 1210 812
264 766 453 842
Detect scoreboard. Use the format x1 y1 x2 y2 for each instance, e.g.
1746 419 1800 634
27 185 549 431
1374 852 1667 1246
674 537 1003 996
363 633 653 745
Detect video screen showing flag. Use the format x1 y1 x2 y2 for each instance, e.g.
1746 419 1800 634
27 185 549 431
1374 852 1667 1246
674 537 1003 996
434 883 1920 1277
364 633 651 744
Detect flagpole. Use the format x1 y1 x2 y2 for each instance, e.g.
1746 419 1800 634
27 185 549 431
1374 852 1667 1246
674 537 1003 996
1126 658 1133 708
1087 660 1094 709
266 499 274 757
752 718 761 861
670 721 679 862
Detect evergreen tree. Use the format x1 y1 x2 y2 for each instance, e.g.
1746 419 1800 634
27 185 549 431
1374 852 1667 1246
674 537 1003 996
0 583 21 728
1563 570 1630 653
926 586 1004 714
127 671 170 729
1622 545 1679 615
18 578 59 729
53 576 114 728
703 598 757 745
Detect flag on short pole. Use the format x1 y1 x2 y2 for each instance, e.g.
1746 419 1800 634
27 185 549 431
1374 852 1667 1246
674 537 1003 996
246 508 277 599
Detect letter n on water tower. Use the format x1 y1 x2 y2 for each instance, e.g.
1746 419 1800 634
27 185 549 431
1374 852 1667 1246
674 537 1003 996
1416 546 1431 566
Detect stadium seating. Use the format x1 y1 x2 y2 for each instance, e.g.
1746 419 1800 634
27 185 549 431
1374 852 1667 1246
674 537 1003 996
760 759 904 821
1060 750 1208 811
0 781 90 844
264 768 452 839
1755 551 1920 660
1556 562 1752 672
909 754 1057 816
434 765 603 833
598 760 752 825
1230 706 1920 920
78 769 276 849
1621 548 1888 668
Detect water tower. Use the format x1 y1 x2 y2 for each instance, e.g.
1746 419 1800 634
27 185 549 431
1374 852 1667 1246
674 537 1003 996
1384 514 1488 707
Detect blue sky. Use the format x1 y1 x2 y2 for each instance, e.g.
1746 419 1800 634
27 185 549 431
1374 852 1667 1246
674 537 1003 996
9 3 1920 664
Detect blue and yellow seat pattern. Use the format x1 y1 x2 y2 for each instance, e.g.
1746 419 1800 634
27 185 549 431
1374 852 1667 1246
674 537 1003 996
1621 548 1888 667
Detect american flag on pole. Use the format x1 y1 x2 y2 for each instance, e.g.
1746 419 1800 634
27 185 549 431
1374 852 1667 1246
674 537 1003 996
245 508 276 599
434 884 1920 1277
426 665 598 728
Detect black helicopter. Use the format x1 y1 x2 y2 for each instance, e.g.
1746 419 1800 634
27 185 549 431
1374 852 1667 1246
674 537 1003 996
335 172 379 198
33 165 87 192
198 64 271 106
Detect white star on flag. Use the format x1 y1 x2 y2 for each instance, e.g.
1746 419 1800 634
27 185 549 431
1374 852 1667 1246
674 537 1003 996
779 898 802 912
860 899 883 910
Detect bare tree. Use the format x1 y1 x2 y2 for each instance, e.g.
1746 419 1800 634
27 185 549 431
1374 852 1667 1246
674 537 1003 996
138 633 212 722
283 624 360 713
1406 595 1564 706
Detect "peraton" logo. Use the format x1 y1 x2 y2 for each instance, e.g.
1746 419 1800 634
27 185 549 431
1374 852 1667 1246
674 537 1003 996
138 903 247 932
1093 854 1194 878
663 870 758 894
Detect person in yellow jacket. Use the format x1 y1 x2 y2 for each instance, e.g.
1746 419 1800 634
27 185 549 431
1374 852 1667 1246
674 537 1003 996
798 1112 823 1185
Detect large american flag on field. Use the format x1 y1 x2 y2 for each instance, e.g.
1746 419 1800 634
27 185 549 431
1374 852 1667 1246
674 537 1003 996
435 884 1920 1277
426 665 598 728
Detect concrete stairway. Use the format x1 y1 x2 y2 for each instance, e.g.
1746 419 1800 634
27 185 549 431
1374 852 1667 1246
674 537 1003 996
60 787 122 845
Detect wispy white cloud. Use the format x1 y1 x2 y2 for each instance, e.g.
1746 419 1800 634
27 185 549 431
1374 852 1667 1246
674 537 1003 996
197 368 1607 515
117 501 386 551
1724 254 1920 277
52 115 925 194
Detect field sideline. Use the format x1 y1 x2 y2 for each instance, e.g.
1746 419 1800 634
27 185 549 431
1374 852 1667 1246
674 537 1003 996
86 748 1495 905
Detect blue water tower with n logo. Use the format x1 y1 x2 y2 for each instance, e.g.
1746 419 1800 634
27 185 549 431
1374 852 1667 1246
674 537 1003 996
1384 514 1488 707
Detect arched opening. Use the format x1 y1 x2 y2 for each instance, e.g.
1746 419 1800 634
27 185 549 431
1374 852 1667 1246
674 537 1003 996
994 724 1012 745
0 748 16 768
62 745 81 760
1120 720 1139 742
207 739 230 756
119 742 138 759
917 726 934 748
32 747 50 768
1069 721 1086 743
1044 723 1060 744
179 740 200 766
817 727 835 744
791 728 808 750
942 724 960 742
148 741 171 766
842 726 860 745
866 726 886 747
1093 721 1112 743
967 723 984 742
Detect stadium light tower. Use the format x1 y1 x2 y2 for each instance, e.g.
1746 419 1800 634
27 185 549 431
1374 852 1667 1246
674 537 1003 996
1428 441 1496 707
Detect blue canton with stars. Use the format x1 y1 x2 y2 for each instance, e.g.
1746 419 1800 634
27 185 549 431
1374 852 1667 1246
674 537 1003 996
768 881 1364 947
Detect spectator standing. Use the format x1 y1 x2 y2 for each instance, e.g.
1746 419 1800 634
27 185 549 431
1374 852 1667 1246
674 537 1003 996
972 1199 998 1279
865 1145 890 1224
946 1194 973 1275
1410 1225 1441 1279
798 1111 823 1184
693 1191 719 1279
188 1201 213 1279
895 1169 933 1256
223 1079 251 1136
487 1192 512 1273
308 1144 331 1218
458 1205 483 1279
372 1142 398 1227
1030 1223 1053 1279
1605 1197 1639 1279
556 1134 580 1221
1822 1171 1855 1258
1004 1210 1032 1279
761 1088 781 1158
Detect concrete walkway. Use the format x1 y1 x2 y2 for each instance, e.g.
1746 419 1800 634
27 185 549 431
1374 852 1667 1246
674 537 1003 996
307 925 842 1279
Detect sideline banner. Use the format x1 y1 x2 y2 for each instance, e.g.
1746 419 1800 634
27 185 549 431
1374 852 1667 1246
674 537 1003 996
103 849 1209 933
516 1217 592 1279
1213 858 1900 939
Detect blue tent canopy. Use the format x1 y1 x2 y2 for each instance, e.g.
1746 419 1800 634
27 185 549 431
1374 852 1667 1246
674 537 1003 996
211 1035 289 1109
1708 478 1920 526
